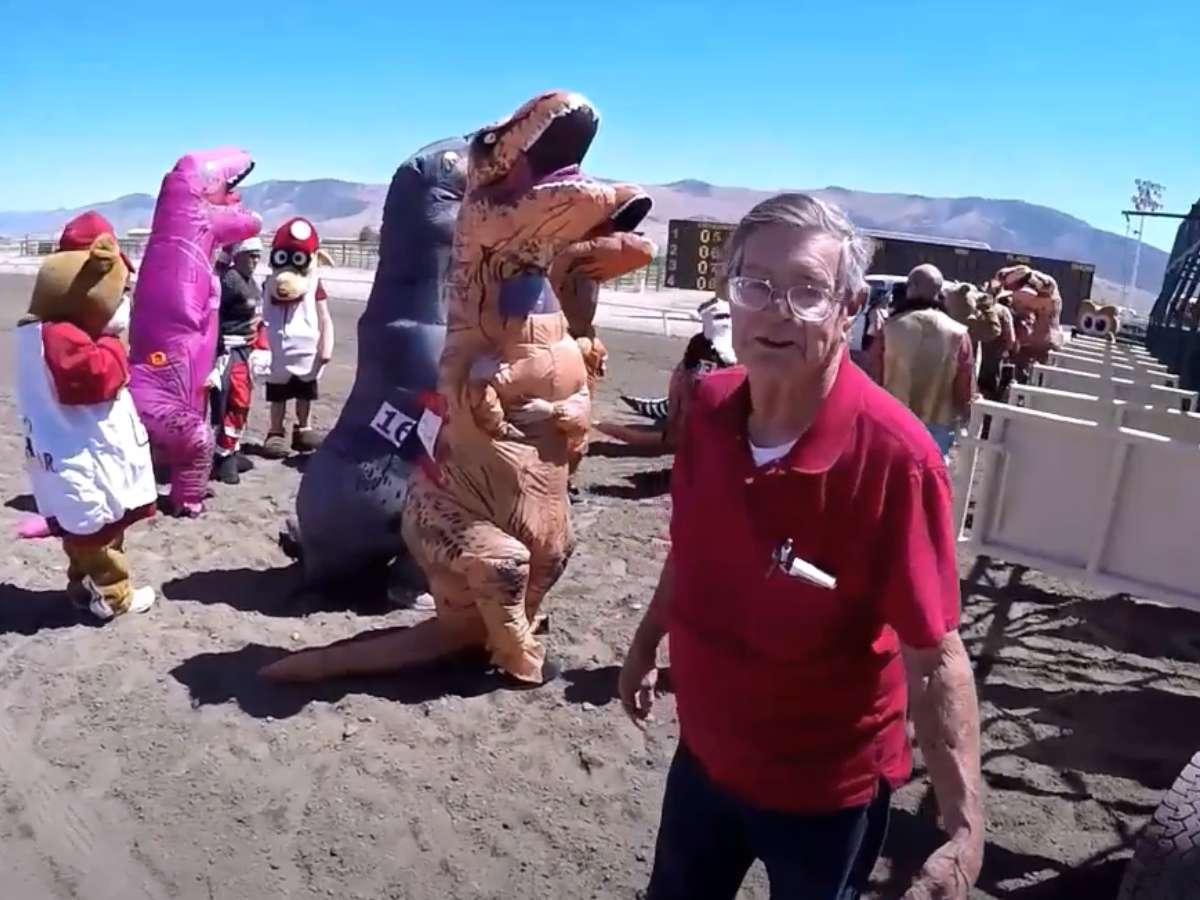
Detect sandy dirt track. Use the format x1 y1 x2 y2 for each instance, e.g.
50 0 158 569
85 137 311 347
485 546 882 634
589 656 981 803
1 273 1198 899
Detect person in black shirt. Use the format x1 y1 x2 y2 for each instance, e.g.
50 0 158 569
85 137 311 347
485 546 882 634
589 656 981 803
211 236 264 483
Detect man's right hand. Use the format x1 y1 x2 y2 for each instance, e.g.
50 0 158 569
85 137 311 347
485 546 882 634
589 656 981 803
619 634 659 728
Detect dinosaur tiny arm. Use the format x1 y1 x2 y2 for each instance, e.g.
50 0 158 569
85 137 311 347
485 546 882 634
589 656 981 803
560 233 656 283
209 207 262 249
463 352 523 440
552 386 591 437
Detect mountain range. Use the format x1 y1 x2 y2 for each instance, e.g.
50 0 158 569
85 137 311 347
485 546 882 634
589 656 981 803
0 177 1166 311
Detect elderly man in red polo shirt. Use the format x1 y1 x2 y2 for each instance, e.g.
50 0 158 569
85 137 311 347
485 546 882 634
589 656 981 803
619 193 983 900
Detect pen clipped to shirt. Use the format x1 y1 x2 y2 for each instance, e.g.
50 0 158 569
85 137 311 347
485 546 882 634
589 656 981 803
770 538 837 590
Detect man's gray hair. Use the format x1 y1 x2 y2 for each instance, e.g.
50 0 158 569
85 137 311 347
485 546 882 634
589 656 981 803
721 193 875 301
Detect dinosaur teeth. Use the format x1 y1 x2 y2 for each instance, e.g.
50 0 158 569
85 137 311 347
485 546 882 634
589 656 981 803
225 161 255 191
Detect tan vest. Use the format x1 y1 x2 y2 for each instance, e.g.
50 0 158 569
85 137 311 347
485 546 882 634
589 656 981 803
882 307 967 427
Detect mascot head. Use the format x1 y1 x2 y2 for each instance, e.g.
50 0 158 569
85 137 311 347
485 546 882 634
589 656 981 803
28 234 131 339
59 211 136 275
1076 299 1120 341
944 281 1003 344
699 296 736 365
266 217 334 304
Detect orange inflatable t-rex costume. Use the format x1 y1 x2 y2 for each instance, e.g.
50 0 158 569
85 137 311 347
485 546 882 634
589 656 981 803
987 264 1063 365
262 90 654 686
552 234 654 478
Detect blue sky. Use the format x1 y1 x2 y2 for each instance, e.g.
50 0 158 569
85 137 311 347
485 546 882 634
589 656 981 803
1 0 1195 251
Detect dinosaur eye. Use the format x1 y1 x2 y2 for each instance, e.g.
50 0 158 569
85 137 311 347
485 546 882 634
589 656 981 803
442 151 459 171
483 132 498 145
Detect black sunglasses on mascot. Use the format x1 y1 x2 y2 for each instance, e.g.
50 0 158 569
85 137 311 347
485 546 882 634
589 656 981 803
271 248 311 270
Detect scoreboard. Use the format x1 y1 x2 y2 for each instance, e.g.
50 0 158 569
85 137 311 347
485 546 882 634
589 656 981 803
660 217 1094 322
664 219 736 292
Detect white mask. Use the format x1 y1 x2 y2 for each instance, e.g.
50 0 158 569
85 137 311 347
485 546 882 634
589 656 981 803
700 298 736 365
103 295 131 337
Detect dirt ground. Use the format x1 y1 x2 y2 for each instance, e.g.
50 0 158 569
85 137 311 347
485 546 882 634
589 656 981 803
2 272 1199 899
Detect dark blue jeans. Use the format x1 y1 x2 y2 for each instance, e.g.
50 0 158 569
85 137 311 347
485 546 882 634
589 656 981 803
646 744 891 900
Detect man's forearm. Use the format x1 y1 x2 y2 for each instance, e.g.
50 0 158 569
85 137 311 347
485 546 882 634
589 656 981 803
906 633 984 841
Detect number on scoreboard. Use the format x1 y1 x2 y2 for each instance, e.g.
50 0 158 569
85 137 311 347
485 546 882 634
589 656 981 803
665 219 737 292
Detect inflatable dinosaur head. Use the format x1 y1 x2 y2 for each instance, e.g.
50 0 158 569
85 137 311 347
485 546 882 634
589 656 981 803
152 146 261 250
988 264 1062 358
460 90 654 330
28 235 131 339
266 216 334 304
180 146 255 206
468 90 597 194
1076 299 1120 341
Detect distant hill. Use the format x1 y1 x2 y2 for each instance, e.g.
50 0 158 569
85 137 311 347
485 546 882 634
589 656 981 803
0 176 1168 312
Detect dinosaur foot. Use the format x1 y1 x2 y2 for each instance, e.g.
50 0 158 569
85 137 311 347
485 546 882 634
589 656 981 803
164 500 203 518
15 515 52 539
260 648 330 683
259 620 456 684
278 516 303 560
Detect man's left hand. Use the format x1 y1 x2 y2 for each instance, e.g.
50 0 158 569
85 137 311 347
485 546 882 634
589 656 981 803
902 830 982 900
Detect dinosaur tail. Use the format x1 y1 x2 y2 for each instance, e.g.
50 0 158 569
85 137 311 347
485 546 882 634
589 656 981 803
619 394 669 422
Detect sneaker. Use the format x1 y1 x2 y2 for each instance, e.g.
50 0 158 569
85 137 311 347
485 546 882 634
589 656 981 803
292 427 324 453
88 596 115 621
66 582 91 610
88 586 155 620
260 432 290 459
127 586 155 614
212 454 240 485
498 656 562 690
236 454 255 473
83 578 114 621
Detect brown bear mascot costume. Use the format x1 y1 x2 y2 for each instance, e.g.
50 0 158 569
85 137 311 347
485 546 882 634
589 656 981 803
15 235 158 620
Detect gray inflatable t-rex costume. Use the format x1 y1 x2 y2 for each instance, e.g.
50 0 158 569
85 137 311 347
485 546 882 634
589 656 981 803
285 138 466 595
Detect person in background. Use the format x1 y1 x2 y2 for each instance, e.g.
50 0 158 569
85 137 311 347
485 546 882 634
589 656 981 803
210 236 264 483
619 194 983 900
867 263 975 460
976 289 1017 401
859 284 889 353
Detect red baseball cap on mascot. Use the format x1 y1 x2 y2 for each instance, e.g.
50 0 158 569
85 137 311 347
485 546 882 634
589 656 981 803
270 217 320 270
59 211 136 273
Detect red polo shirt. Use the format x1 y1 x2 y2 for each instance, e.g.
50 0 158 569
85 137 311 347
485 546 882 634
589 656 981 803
665 354 960 814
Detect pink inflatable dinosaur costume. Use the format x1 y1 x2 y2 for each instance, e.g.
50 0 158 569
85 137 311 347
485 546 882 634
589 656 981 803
129 148 261 515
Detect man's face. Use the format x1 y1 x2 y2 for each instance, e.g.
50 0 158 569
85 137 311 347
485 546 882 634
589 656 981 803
730 224 856 383
234 250 260 277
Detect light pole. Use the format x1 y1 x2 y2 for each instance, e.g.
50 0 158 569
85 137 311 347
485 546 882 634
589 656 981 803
1125 178 1165 304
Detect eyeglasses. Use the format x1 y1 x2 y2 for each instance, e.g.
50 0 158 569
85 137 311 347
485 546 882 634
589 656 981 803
727 276 838 322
